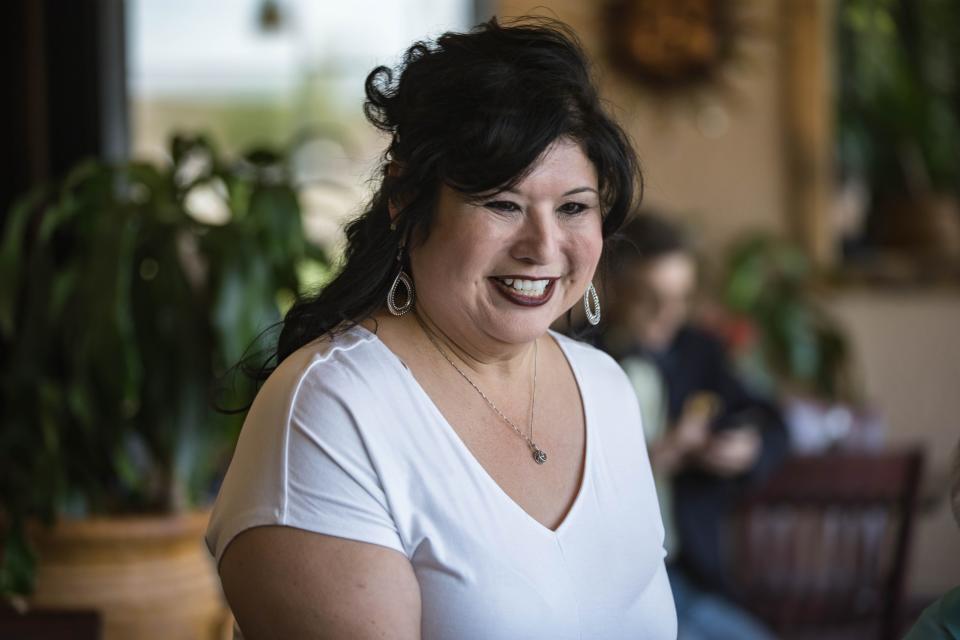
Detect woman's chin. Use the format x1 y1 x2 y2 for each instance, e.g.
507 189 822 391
486 305 570 345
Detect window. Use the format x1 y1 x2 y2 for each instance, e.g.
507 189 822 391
127 0 474 247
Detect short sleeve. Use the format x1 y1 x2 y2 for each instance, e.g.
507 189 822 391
205 356 406 566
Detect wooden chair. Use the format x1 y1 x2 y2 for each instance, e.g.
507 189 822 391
0 606 101 640
729 449 924 640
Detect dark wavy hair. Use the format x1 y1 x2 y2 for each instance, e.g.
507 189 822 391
274 16 641 369
609 213 693 268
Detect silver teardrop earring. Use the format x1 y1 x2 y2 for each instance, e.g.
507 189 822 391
584 282 601 326
387 234 414 316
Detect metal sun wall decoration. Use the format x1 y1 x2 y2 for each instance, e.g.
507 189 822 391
604 0 751 93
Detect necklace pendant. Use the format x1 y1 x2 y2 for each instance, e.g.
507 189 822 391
532 447 547 465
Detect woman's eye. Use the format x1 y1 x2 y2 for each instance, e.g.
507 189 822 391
558 202 589 215
484 200 521 213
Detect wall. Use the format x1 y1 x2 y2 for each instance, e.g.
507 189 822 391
498 0 787 257
827 292 960 594
497 0 959 595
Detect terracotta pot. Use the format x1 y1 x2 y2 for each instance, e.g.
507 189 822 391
27 510 231 640
876 193 960 262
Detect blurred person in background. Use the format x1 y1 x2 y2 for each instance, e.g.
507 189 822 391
903 437 960 639
599 213 789 640
205 18 677 640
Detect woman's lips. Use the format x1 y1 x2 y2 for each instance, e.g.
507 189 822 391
489 277 557 307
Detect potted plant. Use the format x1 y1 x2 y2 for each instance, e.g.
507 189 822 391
719 235 881 452
836 0 960 270
721 235 850 400
0 134 328 637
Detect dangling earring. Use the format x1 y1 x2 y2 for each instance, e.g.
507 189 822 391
387 244 414 316
584 282 601 326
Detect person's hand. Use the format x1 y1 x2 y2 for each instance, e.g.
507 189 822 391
649 392 717 475
671 392 717 453
695 426 761 477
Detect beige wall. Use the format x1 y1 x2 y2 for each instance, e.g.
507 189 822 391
498 0 787 257
827 292 960 594
497 0 959 594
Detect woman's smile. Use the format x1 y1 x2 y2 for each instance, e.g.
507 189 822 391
489 276 558 306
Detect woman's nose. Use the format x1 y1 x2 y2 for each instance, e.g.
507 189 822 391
512 207 560 265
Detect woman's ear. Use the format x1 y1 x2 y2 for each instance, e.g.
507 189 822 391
387 161 403 223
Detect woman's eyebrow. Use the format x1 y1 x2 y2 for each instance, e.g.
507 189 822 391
499 186 598 196
563 187 598 196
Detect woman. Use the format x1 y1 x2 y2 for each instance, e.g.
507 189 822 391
206 18 676 639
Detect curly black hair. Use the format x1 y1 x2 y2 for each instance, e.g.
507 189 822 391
274 16 642 367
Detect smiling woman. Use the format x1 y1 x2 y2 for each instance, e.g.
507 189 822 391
205 16 676 640
409 140 602 348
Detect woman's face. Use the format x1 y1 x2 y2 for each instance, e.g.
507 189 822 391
409 138 603 347
614 251 697 352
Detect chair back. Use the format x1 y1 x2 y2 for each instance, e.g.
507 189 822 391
0 607 101 640
730 449 924 640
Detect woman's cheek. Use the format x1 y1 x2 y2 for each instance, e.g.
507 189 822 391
576 230 604 277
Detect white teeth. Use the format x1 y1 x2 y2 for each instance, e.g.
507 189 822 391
497 278 549 296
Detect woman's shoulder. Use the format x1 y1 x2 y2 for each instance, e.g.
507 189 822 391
250 324 393 417
268 324 381 384
207 323 408 566
549 330 637 406
550 331 648 452
550 330 626 378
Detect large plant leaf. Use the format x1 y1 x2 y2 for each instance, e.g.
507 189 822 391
0 188 48 338
0 133 331 595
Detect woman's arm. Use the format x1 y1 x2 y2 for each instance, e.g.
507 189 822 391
219 526 421 640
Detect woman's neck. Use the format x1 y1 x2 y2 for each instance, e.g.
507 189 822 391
370 308 538 384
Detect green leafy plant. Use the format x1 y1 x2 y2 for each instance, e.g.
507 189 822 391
722 235 853 403
0 135 328 595
837 0 960 199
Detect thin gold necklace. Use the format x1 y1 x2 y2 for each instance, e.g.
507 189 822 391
413 312 547 465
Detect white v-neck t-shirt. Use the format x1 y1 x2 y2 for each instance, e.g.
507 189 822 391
206 325 676 639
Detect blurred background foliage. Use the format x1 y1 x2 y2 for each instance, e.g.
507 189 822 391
836 0 960 264
722 235 853 404
0 134 328 594
0 0 475 598
837 0 960 194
